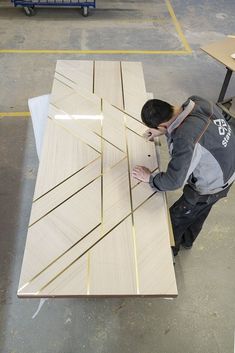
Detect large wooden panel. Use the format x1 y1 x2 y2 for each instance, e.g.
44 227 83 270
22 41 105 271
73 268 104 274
18 60 177 297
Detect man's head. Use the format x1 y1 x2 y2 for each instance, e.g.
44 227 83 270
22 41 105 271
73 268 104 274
141 99 174 129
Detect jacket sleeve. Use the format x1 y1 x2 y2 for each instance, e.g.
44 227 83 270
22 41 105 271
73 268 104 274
150 137 196 191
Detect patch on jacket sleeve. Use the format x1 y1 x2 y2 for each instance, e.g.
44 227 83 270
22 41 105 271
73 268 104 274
213 118 232 147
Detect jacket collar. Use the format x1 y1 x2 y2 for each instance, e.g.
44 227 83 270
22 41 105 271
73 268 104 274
167 99 195 135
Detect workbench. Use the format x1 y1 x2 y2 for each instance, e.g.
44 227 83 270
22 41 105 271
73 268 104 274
18 60 177 298
201 37 235 103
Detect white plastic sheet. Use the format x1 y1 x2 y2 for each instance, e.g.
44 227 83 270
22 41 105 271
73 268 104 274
28 94 50 160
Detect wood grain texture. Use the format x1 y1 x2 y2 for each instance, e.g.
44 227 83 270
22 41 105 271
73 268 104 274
33 118 100 200
94 61 123 108
121 61 148 120
18 60 177 297
89 217 137 295
134 195 177 295
55 60 94 92
30 157 101 225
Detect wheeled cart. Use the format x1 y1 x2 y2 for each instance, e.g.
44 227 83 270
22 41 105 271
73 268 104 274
11 0 96 16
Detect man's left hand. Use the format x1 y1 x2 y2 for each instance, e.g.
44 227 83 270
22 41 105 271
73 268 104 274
132 166 151 182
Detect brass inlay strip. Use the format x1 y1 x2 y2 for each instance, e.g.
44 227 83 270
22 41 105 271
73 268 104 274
55 73 81 94
52 75 74 100
55 70 78 86
55 73 100 105
100 98 104 234
18 223 101 292
33 156 100 203
111 103 146 127
126 126 143 137
93 131 126 154
51 110 101 154
51 75 78 106
105 156 127 172
29 175 101 227
120 61 140 294
35 191 157 294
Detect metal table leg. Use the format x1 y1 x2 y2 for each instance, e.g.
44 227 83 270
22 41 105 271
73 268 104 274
217 67 233 102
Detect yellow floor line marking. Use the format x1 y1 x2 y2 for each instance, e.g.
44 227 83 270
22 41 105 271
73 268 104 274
0 112 30 117
165 0 192 53
0 49 191 55
0 1 192 55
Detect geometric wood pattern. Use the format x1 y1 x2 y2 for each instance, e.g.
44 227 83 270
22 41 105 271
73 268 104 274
18 61 177 297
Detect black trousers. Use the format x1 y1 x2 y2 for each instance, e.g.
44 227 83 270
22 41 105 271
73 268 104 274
170 184 231 256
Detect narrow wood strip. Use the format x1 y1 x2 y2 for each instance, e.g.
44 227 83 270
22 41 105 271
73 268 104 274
121 62 148 119
94 61 123 108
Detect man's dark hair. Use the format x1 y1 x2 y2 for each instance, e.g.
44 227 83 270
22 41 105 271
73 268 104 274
141 99 174 128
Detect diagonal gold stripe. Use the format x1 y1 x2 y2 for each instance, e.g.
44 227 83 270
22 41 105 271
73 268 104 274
54 73 100 104
33 156 100 203
111 103 146 127
51 111 101 155
100 98 104 235
55 70 78 87
105 156 127 172
93 132 126 154
18 223 101 293
34 191 157 294
29 175 101 227
54 74 88 100
51 76 74 102
126 126 143 137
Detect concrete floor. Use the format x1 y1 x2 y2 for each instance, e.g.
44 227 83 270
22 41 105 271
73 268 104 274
0 0 235 352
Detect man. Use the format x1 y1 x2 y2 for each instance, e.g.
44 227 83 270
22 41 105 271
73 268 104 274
132 96 235 256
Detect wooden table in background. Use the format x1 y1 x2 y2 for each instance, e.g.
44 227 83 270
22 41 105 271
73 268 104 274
18 61 177 298
201 37 235 102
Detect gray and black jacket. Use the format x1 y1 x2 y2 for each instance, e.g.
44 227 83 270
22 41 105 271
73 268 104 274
150 96 235 195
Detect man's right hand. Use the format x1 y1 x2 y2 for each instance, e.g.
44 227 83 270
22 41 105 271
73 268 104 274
143 128 160 141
